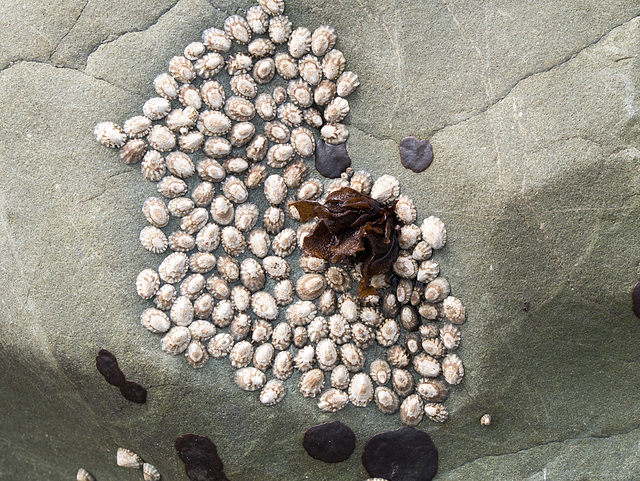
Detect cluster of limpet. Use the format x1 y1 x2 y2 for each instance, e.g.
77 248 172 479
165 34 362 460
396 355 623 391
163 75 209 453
94 0 466 426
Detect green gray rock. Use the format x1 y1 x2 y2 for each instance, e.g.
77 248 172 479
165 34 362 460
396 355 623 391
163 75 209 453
0 0 639 480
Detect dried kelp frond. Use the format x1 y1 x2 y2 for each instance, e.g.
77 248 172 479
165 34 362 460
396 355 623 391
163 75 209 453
293 187 400 297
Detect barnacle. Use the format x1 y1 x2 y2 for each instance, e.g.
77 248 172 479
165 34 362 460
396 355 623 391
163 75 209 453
293 187 400 297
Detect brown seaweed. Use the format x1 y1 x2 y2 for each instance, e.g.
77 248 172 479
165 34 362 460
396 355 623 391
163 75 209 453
293 187 400 297
95 349 147 403
302 421 356 463
175 434 229 481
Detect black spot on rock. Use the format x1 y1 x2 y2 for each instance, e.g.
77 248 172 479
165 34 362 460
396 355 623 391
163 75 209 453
175 434 229 481
315 140 351 178
399 136 433 173
361 427 438 481
303 421 356 463
633 279 640 319
95 349 126 387
119 380 147 404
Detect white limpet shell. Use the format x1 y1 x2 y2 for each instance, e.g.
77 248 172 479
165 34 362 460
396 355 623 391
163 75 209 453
376 319 400 347
76 468 96 481
260 379 287 405
170 296 195 326
286 300 317 327
318 388 349 413
225 96 256 121
224 15 251 44
294 344 315 372
230 74 258 99
168 56 196 83
349 372 374 407
394 195 417 224
158 252 188 284
393 255 419 279
320 123 349 145
147 125 176 152
313 79 336 106
180 274 206 299
196 223 220 252
222 176 249 203
178 131 204 153
481 413 492 427
338 294 359 322
246 6 269 34
272 228 297 257
315 338 339 370
350 170 372 195
416 379 449 403
136 269 160 299
293 326 308 348
392 368 415 397
143 97 172 120
424 277 451 303
375 386 400 415
303 107 323 129
198 110 232 136
274 84 287 103
180 207 208 234
325 266 352 293
186 340 209 368
245 164 268 189
193 293 214 319
221 226 246 256
139 226 167 254
141 308 171 333
311 25 337 57
116 448 143 469
269 15 292 44
207 332 234 358
94 122 126 148
252 319 273 344
208 277 230 301
157 175 187 199
197 158 226 183
272 322 292 350
255 94 277 121
307 316 328 344
322 49 346 80
124 115 152 138
324 97 349 123
443 295 466 324
442 353 464 385
165 107 198 133
336 70 359 97
195 52 226 79
210 196 234 226
202 27 231 52
371 174 400 205
153 284 176 311
235 367 266 392
298 55 322 85
264 174 287 205
277 103 303 128
272 350 294 380
161 326 191 354
328 314 351 345
259 0 285 15
120 139 147 165
266 143 295 168
341 343 366 372
217 256 240 283
400 394 424 426
413 353 441 378
226 52 253 76
251 291 279 320
417 260 439 284
424 403 449 422
295 274 326 301
189 320 216 341
299 368 325 397
420 216 447 250
228 123 256 148
184 41 206 60
288 27 312 58
351 322 374 350
387 344 410 369
370 359 392 385
263 255 291 280
274 279 295 306
330 364 350 390
200 80 226 109
422 337 445 359
248 228 271 258
290 127 315 158
299 255 327 274
142 462 161 481
398 224 422 250
240 257 266 292
440 323 461 351
229 340 253 368
253 342 275 370
265 120 291 143
203 137 232 159
253 57 276 84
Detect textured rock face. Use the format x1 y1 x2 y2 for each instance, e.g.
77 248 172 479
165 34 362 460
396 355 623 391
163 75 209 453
1 1 640 480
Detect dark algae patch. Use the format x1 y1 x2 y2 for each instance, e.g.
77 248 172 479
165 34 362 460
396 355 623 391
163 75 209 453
302 421 356 463
632 279 640 319
175 434 229 481
315 139 352 178
293 187 400 297
362 427 438 481
399 136 433 173
95 349 147 403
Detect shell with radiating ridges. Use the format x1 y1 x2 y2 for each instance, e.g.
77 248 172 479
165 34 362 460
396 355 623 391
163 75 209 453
161 326 191 355
424 403 449 422
272 350 294 380
260 379 287 405
141 308 171 333
288 27 312 58
246 5 269 34
269 15 292 44
421 216 447 250
442 353 464 385
299 368 325 397
77 468 96 481
235 367 266 391
349 372 374 407
311 25 337 57
207 332 234 358
400 394 424 426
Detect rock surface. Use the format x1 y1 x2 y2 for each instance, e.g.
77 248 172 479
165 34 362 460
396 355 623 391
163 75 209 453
1 0 640 480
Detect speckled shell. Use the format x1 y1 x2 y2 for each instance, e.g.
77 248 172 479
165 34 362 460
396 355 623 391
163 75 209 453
314 338 339 370
261 255 289 280
245 164 268 189
324 266 351 293
265 121 291 143
95 122 127 148
251 319 273 344
158 252 188 283
165 107 198 132
235 367 266 392
322 49 346 80
268 15 292 44
398 224 422 250
330 364 351 391
210 196 234 225
317 388 349 412
400 394 424 426
299 368 325 397
195 53 226 79
290 127 315 157
246 228 270 258
225 96 256 121
392 368 415 397
370 359 392 385
260 379 287 405
246 6 269 34
348 170 371 196
142 197 169 228
186 340 209 368
374 386 400 415
252 57 276 84
440 323 461 351
168 56 196 83
196 224 220 252
293 326 308 348
313 79 336 106
413 353 441 378
324 97 349 123
376 319 400 347
117 448 143 469
360 307 382 328
198 110 232 137
120 139 147 165
178 131 205 153
351 322 374 350
190 182 214 208
228 123 256 148
217 256 240 283
422 337 445 359
283 300 315 327
271 322 292 351
311 25 336 57
221 176 248 203
193 293 215 319
442 353 464 385
142 463 161 481
263 207 285 234
266 143 295 168
202 27 231 52
169 196 196 218
211 299 234 327
161 326 191 355
328 314 351 345
248 37 276 59
340 343 365 373
189 320 216 341
124 115 152 138
349 372 374 407
200 80 226 110
273 85 287 104
424 277 450 304
298 256 326 275
294 344 315 372
421 216 447 250
297 54 322 85
141 308 171 333
230 74 258 99
386 344 410 369
370 174 400 205
221 226 246 256
253 342 275 370
154 284 176 311
392 255 418 280
239 258 265 292
226 52 253 76
224 15 251 44
416 379 449 403
277 103 303 128
147 125 176 152
293 274 325 301
254 96 276 123
229 340 254 368
143 97 172 120
184 41 206 60
180 274 206 299
270 281 292 308
424 403 449 422
181 207 208 234
320 123 349 145
262 174 286 205
251 291 279 320
443 296 466 324
207 332 234 358
338 294 359 323
272 350 294 380
304 107 323 128
336 70 359 97
415 261 438 285
77 468 96 481
288 27 312 58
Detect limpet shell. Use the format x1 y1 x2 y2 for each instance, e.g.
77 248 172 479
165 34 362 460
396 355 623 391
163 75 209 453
285 300 317 326
322 49 346 80
200 80 226 109
180 207 208 234
255 94 277 121
336 70 359 97
422 337 445 358
299 255 327 274
228 122 256 147
277 103 303 127
196 223 220 252
189 320 216 341
413 353 441 378
315 338 339 370
178 131 204 153
124 115 152 138
147 125 176 152
273 85 287 104
348 372 374 407
161 326 191 355
263 206 285 234
221 226 246 256
370 174 400 205
307 316 329 343
252 57 276 84
158 252 188 283
223 157 250 175
341 343 366 372
260 379 287 405
248 228 271 258
273 350 294 380
226 52 253 76
251 291 279 320
229 340 254 368
296 274 326 301
93 121 126 149
266 143 295 168
240 257 266 292
235 367 266 392
264 174 287 205
224 15 251 44
253 342 275 370
424 277 450 303
440 323 461 351
325 266 352 293
331 364 350 390
318 388 349 413
324 97 349 123
191 182 215 207
246 6 269 34
245 164 268 189
398 224 422 250
392 368 415 397
349 170 372 195
77 468 96 481
376 319 400 347
230 74 258 99
328 314 351 345
288 79 313 108
351 322 374 350
120 139 147 165
207 332 234 358
198 110 231 136
320 123 349 145
299 54 322 85
222 176 248 203
117 448 143 469
442 353 464 385
202 27 231 52
424 403 449 422
196 52 226 79
311 25 337 57
443 295 466 325
288 27 312 58
235 203 259 232
375 386 400 415
186 340 209 368
399 394 424 426
294 344 315 372
193 293 214 319
143 97 171 120
370 359 392 385
180 274 206 299
416 379 449 403
263 255 291 280
210 195 235 225
420 216 447 250
269 15 292 44
251 319 273 344
140 308 171 333
272 322 292 351
184 41 206 60
142 197 169 228
142 463 161 481
314 79 336 106
168 56 196 83
224 96 256 121
386 344 410 368
153 284 176 311
291 127 316 157
217 256 240 283
299 368 325 397
274 279 295 306
265 120 291 143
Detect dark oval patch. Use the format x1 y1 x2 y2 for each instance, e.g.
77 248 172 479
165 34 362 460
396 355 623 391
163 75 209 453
303 421 356 463
119 380 147 404
399 136 433 173
95 349 126 387
315 139 351 178
361 427 438 481
175 434 228 481
633 279 640 319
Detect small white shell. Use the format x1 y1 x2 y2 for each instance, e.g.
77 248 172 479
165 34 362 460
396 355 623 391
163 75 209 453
371 174 400 205
420 216 447 250
370 359 392 385
189 319 216 341
196 52 226 78
140 308 171 333
167 197 195 218
197 158 225 183
318 388 349 412
272 322 292 351
260 379 287 405
263 207 285 234
251 291 279 320
221 226 246 256
386 345 410 369
336 71 360 97
246 6 269 34
153 284 176 311
222 176 248 203
324 97 349 123
375 386 401 415
298 54 322 85
198 110 232 136
349 372 374 407
165 107 198 133
413 353 441 378
252 57 276 84
299 368 325 397
320 123 349 145
191 182 215 207
142 463 161 481
184 41 206 60
251 319 273 344
161 326 191 355
180 207 208 234
224 15 251 44
325 266 352 293
315 338 339 370
260 0 285 15
277 103 303 128
440 323 461 351
393 255 419 279
235 367 266 391
245 164 268 189
272 350 294 380
424 403 449 422
248 228 271 258
304 107 324 128
116 448 143 469
94 122 127 148
288 27 312 58
443 296 466 324
168 56 196 83
416 379 449 403
158 252 188 283
225 309 245 336
311 25 337 57
143 97 171 120
77 468 96 481
170 296 194 326
392 368 415 397
181 274 206 299
266 143 295 168
147 125 176 152
210 196 234 225
274 87 288 104
226 52 253 76
264 174 287 205
178 131 204 153
400 394 424 426
351 322 374 350
216 256 240 283
139 226 167 254
294 344 315 371
295 273 326 301
240 257 266 292
322 49 346 80
229 340 253 368
424 277 450 303
350 170 372 195
119 139 147 165
186 340 209 368
248 37 276 58
193 293 215 319
265 121 291 143
224 96 256 121
255 94 277 121
328 314 351 345
124 115 152 138
341 343 366 372
230 74 258 99
442 353 464 385
196 223 220 252
394 195 417 224
416 260 439 284
269 15 292 44
286 300 317 327
313 79 336 106
200 80 226 109
202 27 231 52
207 332 234 358
253 342 275 370
290 127 316 157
